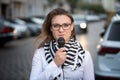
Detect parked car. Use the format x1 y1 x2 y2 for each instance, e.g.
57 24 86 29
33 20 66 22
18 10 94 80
0 18 15 47
95 15 120 80
30 17 44 28
86 14 100 22
3 19 30 39
98 14 107 20
14 18 41 36
72 14 88 33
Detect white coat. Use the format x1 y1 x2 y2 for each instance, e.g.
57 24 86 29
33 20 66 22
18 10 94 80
30 48 95 80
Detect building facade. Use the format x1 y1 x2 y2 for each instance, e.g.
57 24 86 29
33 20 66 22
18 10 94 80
0 0 118 19
0 0 48 19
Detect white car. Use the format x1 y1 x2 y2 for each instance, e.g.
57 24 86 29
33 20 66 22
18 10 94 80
95 15 120 80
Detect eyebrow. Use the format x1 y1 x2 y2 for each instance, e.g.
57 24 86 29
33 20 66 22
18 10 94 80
52 22 71 24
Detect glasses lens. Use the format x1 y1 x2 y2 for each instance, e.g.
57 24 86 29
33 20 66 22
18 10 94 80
63 23 71 29
52 24 59 30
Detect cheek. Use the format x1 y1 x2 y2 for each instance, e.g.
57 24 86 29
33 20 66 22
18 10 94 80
67 30 72 37
51 30 58 39
67 26 73 36
64 30 72 40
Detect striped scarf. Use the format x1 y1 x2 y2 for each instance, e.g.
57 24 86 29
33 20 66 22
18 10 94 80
44 38 85 79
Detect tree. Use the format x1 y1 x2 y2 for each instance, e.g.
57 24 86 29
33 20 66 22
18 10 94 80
66 0 79 13
47 0 57 6
80 4 106 14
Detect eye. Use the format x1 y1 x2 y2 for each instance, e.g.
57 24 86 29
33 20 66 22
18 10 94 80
63 23 70 27
53 24 59 28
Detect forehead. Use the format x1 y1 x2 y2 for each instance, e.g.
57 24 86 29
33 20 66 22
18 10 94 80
51 15 71 24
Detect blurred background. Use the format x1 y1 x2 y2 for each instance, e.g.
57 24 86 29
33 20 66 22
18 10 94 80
0 0 120 80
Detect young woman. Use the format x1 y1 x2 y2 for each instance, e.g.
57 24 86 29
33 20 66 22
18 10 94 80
30 8 94 80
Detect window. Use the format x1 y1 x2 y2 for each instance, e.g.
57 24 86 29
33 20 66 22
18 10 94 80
108 21 120 41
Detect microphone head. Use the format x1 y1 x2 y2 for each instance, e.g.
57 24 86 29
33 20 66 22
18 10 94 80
58 37 65 48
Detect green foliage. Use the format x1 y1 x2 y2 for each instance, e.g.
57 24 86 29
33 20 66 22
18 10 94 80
81 4 106 14
47 0 57 5
66 0 79 13
47 0 106 14
117 0 120 2
67 0 78 8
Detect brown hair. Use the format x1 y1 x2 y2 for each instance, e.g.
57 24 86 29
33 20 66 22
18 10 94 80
36 8 76 48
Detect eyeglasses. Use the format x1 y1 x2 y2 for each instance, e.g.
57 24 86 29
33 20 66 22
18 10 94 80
51 23 72 31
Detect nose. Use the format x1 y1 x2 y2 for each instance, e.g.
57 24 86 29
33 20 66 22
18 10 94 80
58 26 64 32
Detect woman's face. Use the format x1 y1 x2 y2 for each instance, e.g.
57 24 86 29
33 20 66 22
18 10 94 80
51 15 74 43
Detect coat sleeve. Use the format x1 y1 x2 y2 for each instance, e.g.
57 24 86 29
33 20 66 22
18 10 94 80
83 51 95 80
29 48 61 80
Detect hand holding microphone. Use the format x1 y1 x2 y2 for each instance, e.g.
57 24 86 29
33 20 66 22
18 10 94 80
54 37 66 67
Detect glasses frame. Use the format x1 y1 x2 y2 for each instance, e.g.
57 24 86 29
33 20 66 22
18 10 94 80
51 23 72 31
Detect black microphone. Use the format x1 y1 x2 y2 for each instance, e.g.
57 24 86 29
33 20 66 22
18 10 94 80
57 37 65 76
57 37 65 48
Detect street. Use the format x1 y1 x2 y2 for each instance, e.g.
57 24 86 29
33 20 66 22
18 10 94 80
77 20 105 61
0 20 105 80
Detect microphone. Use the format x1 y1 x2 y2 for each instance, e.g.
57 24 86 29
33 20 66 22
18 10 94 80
57 37 65 75
57 37 65 48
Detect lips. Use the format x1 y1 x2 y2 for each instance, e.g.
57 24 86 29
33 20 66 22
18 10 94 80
58 34 64 37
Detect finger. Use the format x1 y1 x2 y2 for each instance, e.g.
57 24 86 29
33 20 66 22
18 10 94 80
58 47 66 52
